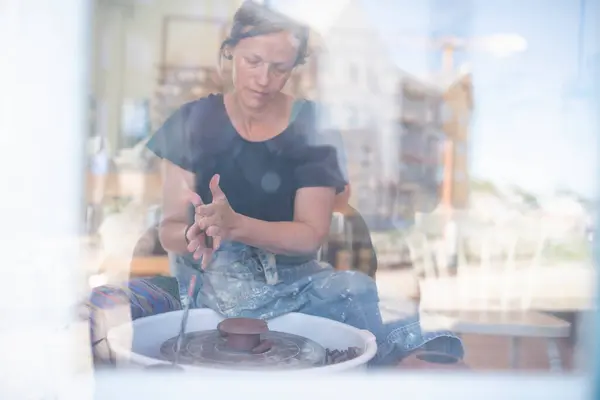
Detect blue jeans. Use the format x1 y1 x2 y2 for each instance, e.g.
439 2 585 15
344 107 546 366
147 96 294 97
170 241 463 367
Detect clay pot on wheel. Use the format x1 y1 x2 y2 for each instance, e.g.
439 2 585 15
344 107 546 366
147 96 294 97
217 318 272 353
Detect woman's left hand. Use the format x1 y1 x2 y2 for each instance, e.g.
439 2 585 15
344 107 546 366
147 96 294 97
195 174 240 241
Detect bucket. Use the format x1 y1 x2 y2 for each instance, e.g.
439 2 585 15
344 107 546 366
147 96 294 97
107 309 377 374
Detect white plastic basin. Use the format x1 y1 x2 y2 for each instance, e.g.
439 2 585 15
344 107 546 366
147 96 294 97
107 309 377 374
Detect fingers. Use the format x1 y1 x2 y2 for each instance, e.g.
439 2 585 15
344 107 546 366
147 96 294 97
187 190 203 207
199 237 222 268
185 223 202 244
200 248 213 269
186 221 209 253
193 244 212 262
205 225 221 237
189 228 211 258
189 231 220 269
209 174 226 201
195 215 220 232
195 203 217 218
191 243 202 259
187 235 203 253
213 236 222 250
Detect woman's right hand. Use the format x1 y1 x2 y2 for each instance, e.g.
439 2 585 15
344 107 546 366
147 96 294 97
186 191 218 268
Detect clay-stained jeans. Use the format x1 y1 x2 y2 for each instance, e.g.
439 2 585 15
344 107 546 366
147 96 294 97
170 241 464 367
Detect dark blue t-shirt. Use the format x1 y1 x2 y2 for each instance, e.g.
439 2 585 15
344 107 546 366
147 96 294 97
146 93 348 222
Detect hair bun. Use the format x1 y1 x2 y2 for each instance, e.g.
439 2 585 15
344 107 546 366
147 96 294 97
220 0 310 66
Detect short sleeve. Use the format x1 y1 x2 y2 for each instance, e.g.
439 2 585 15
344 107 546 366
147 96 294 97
294 104 349 193
146 102 198 172
313 128 349 184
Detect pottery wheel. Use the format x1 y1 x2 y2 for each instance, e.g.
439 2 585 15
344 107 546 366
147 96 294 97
160 330 326 370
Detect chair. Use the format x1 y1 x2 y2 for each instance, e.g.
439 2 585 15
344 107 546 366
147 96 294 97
319 207 378 278
405 214 571 371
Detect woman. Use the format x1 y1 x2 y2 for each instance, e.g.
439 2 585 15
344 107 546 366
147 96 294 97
148 1 463 367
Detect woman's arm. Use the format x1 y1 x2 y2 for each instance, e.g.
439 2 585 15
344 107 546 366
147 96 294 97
157 160 197 254
334 184 350 212
231 186 336 255
145 98 217 259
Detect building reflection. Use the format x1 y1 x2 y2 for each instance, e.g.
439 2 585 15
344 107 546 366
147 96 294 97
87 0 478 238
80 0 596 373
88 0 476 237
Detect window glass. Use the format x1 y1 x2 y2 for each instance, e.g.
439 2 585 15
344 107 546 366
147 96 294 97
4 0 597 397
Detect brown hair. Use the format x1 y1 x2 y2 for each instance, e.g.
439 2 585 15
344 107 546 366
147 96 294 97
220 1 310 67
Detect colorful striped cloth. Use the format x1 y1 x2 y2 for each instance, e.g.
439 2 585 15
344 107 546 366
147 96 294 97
86 276 181 364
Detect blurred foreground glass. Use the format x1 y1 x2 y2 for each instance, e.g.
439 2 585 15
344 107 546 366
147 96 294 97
0 0 599 399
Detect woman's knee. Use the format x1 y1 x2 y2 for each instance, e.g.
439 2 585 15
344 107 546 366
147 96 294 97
422 335 465 360
378 318 465 368
394 330 467 370
396 350 470 371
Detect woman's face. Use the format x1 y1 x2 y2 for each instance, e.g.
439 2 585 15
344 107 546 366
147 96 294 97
230 30 299 109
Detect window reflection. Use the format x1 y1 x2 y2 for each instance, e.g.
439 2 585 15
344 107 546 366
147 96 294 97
82 0 596 378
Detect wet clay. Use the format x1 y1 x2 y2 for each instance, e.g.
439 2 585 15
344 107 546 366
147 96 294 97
160 329 325 369
217 318 270 352
159 317 362 369
325 347 362 364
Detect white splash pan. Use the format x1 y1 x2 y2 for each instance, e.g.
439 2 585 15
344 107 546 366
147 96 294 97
107 309 377 374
